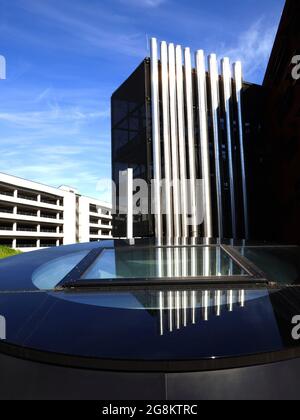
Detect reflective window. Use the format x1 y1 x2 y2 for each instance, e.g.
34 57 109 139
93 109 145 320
81 247 247 280
236 247 300 284
32 251 89 290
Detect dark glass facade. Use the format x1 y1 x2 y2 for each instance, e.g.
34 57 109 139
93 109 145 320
241 83 267 241
111 60 154 238
260 0 300 244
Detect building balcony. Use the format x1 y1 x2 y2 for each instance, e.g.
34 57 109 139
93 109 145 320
99 213 112 220
89 211 102 217
89 234 112 240
0 212 64 224
0 226 13 231
99 223 112 229
0 193 64 211
89 223 101 228
89 210 112 219
89 222 112 229
0 191 14 198
0 230 64 238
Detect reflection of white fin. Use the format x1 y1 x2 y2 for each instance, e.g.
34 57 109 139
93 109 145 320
0 315 6 340
215 291 222 317
159 292 164 336
168 292 174 332
0 55 6 80
159 290 247 335
227 290 234 312
239 290 245 308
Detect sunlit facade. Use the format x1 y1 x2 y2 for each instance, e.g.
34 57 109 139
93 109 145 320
111 42 263 241
0 172 112 251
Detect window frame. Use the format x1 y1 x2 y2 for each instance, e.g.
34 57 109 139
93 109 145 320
56 244 270 290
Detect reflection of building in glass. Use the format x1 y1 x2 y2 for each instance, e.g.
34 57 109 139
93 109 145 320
155 290 245 336
109 246 245 280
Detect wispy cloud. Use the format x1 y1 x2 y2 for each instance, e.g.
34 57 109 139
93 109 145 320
0 85 110 135
219 18 277 82
0 141 112 201
0 83 111 200
0 108 108 128
120 0 167 7
16 0 147 58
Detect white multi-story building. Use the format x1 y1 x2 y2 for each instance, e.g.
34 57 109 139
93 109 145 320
78 195 113 243
0 173 112 252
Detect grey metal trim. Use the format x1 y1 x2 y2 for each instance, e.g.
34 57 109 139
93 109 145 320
222 58 237 239
168 43 181 239
2 338 300 376
221 245 268 279
196 50 213 238
161 41 173 240
150 38 163 242
126 168 134 239
184 48 198 238
208 54 223 238
159 291 164 336
56 247 104 288
64 277 267 290
175 45 188 238
233 62 249 239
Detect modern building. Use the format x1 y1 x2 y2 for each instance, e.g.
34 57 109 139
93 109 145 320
112 0 300 246
77 195 113 243
0 172 112 252
3 0 300 402
111 40 263 241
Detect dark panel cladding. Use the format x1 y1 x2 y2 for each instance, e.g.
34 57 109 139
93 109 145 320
263 0 300 244
111 60 154 238
241 83 267 241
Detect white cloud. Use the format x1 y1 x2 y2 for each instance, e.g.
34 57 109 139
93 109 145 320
219 18 277 82
16 0 147 58
0 84 112 201
120 0 166 7
0 145 111 201
0 108 109 128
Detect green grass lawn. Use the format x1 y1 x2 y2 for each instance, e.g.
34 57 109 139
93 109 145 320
0 246 22 260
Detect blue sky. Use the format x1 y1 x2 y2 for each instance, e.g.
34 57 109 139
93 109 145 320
0 0 285 202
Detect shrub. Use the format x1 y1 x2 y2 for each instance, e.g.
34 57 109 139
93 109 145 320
0 246 22 260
